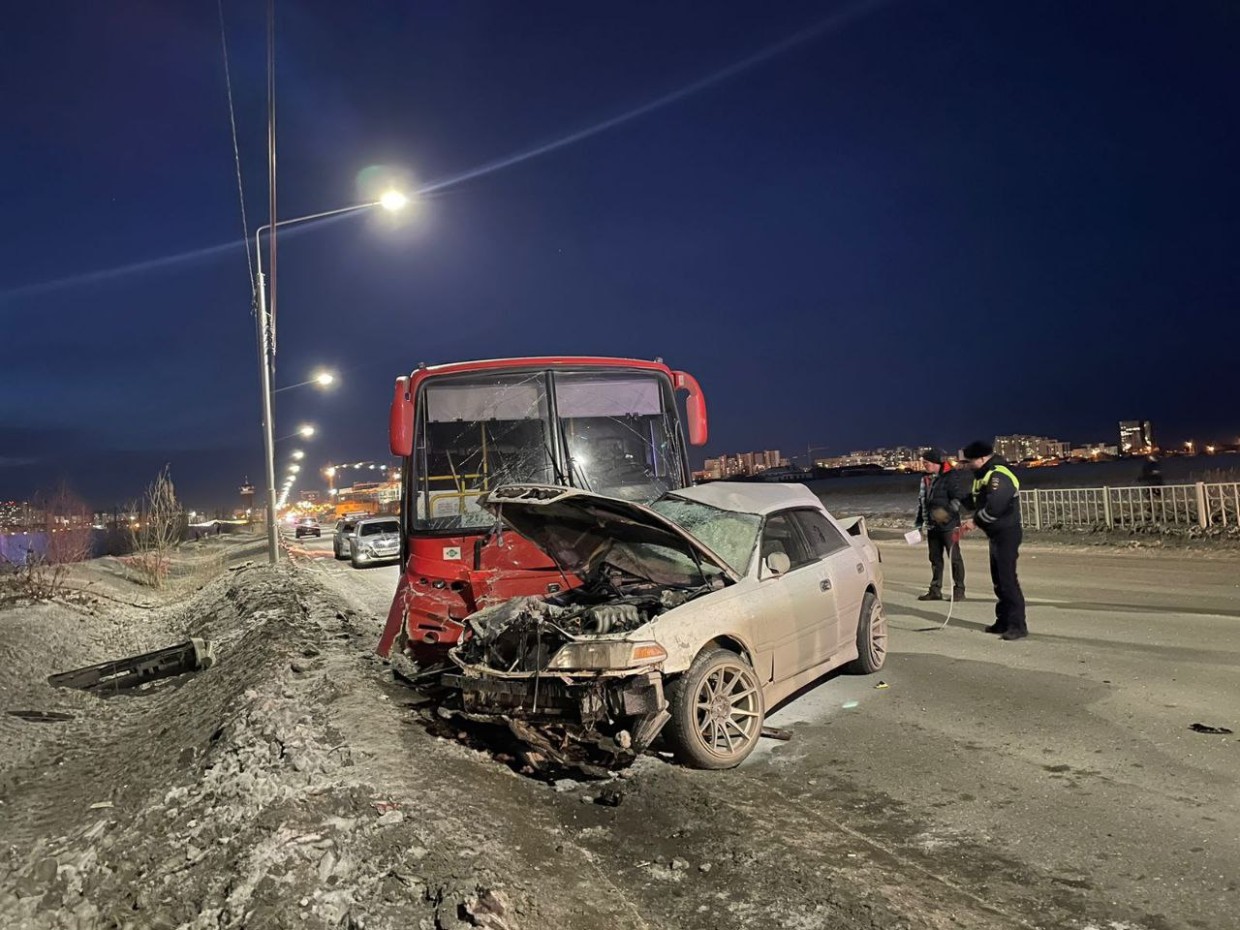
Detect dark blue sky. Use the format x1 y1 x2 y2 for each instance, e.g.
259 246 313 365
2 1 1237 508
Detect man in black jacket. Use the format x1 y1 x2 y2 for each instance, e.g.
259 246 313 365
961 440 1028 640
914 449 967 601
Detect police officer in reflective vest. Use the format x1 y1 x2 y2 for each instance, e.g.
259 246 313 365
961 440 1028 640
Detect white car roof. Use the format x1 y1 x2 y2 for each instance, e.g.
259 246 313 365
670 481 826 516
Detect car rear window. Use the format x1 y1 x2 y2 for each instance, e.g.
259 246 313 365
360 521 399 537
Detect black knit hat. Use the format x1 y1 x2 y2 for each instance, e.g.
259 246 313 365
962 439 994 459
920 448 944 465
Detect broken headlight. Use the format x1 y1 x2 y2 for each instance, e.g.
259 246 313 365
544 640 667 671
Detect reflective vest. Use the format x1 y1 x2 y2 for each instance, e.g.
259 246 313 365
973 464 1020 498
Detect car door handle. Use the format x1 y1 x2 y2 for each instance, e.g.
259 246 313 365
820 578 832 592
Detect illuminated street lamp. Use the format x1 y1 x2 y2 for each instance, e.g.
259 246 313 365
274 369 338 394
252 191 410 564
380 190 409 211
275 424 316 442
291 450 305 460
288 464 301 474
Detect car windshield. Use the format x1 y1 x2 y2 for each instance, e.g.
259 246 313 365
360 521 399 537
649 496 761 576
410 369 687 532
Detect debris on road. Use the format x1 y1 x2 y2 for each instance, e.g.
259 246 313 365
875 680 890 689
760 726 793 741
593 787 625 807
1189 722 1234 734
47 637 216 694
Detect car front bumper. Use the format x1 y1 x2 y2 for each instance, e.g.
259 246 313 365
439 667 671 768
356 546 400 562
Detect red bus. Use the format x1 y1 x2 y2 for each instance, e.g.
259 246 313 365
377 356 707 664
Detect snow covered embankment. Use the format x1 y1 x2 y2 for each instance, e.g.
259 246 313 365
0 561 524 930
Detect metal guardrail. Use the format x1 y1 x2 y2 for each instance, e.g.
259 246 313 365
1021 482 1240 529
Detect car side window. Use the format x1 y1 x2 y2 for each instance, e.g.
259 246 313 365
760 512 815 571
791 509 851 559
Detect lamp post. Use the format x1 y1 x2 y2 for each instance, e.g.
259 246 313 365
251 192 409 564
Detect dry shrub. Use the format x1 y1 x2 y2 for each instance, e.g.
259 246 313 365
0 484 93 603
127 466 183 589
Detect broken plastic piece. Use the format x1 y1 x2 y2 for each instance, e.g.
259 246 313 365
1189 723 1234 734
47 638 216 694
875 681 890 689
759 726 793 741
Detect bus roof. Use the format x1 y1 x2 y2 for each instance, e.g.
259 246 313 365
406 356 675 381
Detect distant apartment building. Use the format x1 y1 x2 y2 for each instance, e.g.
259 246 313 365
993 435 1070 462
1118 420 1155 455
701 450 786 479
1070 443 1119 459
0 501 45 531
813 447 920 470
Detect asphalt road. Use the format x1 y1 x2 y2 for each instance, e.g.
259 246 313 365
290 528 1240 929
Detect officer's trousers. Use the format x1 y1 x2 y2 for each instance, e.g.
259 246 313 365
986 526 1026 633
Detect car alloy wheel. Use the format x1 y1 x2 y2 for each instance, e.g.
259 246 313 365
848 591 887 674
666 649 764 769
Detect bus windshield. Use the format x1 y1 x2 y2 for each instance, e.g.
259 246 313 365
411 369 686 532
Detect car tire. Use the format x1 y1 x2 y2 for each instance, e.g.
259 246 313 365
351 550 365 569
333 543 345 560
664 648 765 770
847 591 887 674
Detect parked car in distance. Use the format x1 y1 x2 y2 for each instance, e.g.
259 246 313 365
443 481 886 771
294 518 321 539
348 516 402 568
332 519 358 559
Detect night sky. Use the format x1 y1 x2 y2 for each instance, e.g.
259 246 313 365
2 1 1237 508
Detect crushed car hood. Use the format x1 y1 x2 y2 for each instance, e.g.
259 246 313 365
482 485 738 584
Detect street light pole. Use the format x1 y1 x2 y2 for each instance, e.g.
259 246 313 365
249 193 409 564
253 263 279 563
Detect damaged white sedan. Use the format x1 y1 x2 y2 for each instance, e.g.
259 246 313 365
441 481 886 771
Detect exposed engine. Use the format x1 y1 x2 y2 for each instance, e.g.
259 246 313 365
454 582 700 673
440 573 714 778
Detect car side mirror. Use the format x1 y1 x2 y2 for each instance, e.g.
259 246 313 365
764 552 791 576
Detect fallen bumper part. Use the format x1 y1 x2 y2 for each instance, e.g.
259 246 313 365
48 638 217 694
